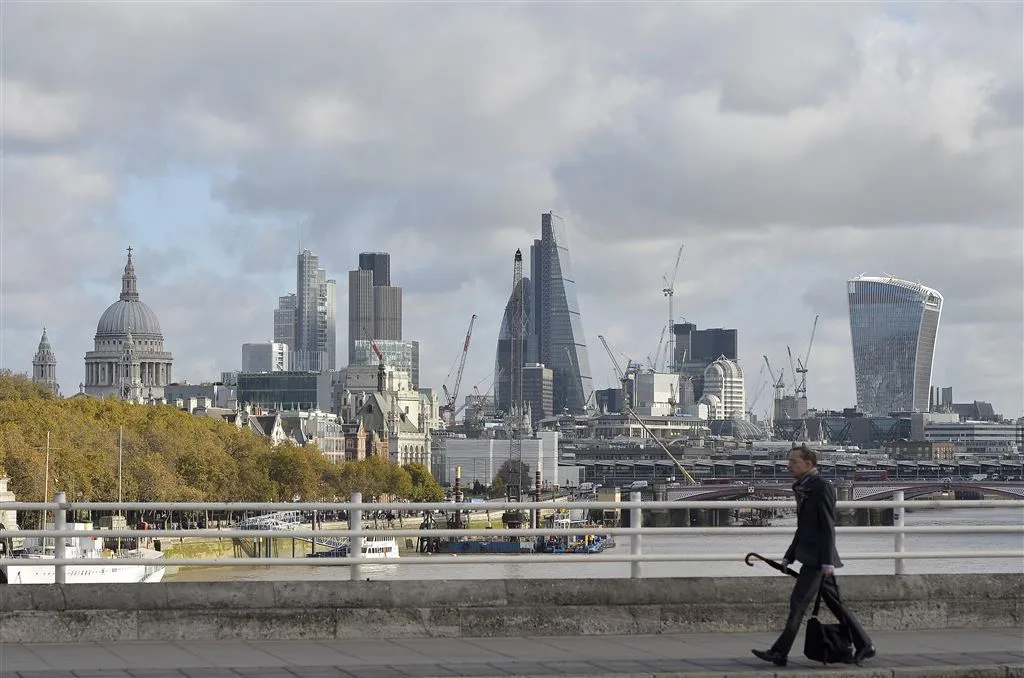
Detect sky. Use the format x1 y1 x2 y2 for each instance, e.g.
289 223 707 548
2 2 1022 418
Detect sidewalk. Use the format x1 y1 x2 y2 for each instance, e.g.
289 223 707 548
1 628 1021 677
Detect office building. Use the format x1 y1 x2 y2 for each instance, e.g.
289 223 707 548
698 356 746 420
292 250 337 372
242 342 290 373
847 275 943 415
347 252 403 361
351 339 420 388
671 323 739 401
274 294 296 350
530 212 595 414
522 363 554 423
494 276 535 415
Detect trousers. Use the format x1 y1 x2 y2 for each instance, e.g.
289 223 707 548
770 564 872 656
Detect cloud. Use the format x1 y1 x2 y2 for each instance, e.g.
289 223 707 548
1 2 1021 417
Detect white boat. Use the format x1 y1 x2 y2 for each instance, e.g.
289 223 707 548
0 522 166 585
306 536 400 559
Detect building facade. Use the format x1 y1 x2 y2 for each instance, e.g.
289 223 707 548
84 248 173 400
522 364 554 424
347 252 403 362
847 275 943 415
699 356 745 420
292 250 337 372
350 339 420 389
494 276 535 416
31 328 59 396
273 294 296 352
530 212 595 414
242 342 290 373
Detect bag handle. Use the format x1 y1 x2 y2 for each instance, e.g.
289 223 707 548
811 580 825 617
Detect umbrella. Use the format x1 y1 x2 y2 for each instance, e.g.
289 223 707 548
745 552 798 577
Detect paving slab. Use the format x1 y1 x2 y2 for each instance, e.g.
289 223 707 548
0 628 1021 677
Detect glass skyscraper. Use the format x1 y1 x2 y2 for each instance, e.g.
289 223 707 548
847 275 943 415
493 213 595 416
530 212 595 414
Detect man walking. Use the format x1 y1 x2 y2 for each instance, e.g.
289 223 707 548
752 444 876 667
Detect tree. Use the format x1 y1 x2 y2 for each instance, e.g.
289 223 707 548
494 459 531 490
403 463 444 502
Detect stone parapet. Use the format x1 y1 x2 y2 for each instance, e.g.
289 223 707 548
0 573 1019 642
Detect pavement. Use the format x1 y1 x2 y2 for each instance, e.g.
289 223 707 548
0 628 1022 678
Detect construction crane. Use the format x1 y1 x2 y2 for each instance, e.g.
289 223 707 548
794 314 819 401
746 362 769 421
661 244 684 372
762 355 786 407
440 314 477 427
503 250 527 527
360 326 383 363
598 334 631 413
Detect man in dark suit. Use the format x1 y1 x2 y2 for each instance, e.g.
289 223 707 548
752 444 876 667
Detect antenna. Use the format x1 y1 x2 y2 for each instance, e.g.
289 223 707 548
297 221 302 253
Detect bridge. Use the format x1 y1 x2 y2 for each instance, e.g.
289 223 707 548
667 479 1024 501
1 496 1020 678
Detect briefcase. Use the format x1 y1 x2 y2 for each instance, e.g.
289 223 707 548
803 580 854 665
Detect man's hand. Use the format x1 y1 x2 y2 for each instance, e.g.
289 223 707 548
822 565 835 577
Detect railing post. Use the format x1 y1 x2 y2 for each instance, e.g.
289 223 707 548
349 492 362 582
630 491 642 579
893 490 905 575
53 491 67 584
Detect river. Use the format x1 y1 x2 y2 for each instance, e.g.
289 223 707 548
165 507 1023 582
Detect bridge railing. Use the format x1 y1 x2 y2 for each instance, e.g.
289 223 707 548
2 492 1021 581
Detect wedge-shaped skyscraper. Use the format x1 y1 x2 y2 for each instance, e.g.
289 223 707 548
847 275 943 415
531 212 594 414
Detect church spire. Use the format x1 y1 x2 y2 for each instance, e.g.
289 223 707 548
32 326 59 396
120 246 139 301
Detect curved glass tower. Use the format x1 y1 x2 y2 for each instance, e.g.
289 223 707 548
847 275 943 415
494 277 535 416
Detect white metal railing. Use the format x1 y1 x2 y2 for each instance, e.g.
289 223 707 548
2 491 1021 582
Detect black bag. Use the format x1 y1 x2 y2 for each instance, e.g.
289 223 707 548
803 580 854 665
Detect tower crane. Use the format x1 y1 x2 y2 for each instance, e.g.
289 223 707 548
795 314 819 401
598 334 631 412
440 314 477 428
661 244 684 372
503 249 527 524
599 334 696 484
762 355 786 408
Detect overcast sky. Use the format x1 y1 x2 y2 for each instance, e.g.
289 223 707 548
2 2 1022 417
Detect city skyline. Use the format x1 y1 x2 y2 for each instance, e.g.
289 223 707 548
2 3 1021 416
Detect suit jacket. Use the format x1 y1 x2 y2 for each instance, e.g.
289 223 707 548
784 470 843 568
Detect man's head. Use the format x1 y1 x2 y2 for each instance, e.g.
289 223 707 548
788 444 817 479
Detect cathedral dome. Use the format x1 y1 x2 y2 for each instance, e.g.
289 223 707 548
93 247 164 338
96 299 163 337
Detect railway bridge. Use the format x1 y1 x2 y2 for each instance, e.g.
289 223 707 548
647 480 1024 527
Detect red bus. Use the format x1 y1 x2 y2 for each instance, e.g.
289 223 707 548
853 469 889 482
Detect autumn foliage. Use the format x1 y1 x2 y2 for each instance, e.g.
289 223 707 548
0 370 443 504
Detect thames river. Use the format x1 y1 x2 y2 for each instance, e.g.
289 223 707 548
165 507 1023 582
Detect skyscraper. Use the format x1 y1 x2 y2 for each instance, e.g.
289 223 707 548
530 212 594 414
347 252 403 361
847 275 943 415
291 250 337 372
494 275 535 415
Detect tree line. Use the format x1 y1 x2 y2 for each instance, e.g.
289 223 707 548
0 371 443 504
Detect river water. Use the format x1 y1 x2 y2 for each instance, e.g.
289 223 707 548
165 507 1023 582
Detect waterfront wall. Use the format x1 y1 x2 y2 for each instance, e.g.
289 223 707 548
0 573 1019 643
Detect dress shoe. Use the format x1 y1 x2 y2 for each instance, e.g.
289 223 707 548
852 645 877 665
751 649 787 666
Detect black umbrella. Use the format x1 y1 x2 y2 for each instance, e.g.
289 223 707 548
745 552 798 577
